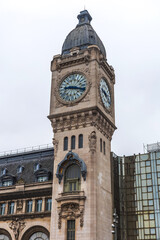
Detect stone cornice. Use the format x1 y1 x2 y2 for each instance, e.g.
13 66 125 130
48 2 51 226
48 107 116 140
0 187 52 201
0 212 51 221
51 50 91 72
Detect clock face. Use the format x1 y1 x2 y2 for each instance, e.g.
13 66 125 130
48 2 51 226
59 74 87 102
100 78 111 109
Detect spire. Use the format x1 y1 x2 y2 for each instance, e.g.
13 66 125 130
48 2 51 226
77 10 92 27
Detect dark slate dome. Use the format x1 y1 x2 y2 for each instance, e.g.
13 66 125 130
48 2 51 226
62 10 106 57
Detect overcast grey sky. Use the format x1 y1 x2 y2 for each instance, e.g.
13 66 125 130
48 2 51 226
0 0 160 156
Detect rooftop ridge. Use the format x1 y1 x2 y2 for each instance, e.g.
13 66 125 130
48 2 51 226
0 143 53 158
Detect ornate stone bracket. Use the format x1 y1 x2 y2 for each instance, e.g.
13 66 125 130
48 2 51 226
58 202 84 229
9 218 26 240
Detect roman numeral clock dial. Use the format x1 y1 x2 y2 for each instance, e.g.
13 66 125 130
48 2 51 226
100 78 111 110
59 74 87 103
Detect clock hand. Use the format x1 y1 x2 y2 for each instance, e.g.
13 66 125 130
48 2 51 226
64 86 86 91
102 89 111 103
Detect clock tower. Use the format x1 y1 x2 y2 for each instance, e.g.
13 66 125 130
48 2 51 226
48 10 116 240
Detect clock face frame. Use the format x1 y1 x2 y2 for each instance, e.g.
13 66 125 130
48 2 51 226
58 73 87 104
100 78 111 110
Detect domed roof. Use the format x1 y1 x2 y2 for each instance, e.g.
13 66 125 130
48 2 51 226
62 10 106 57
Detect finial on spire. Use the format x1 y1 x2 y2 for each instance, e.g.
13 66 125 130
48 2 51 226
77 10 92 27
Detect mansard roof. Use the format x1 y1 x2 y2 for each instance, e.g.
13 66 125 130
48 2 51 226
0 147 54 185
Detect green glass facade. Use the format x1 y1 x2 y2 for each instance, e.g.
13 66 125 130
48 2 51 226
112 152 160 240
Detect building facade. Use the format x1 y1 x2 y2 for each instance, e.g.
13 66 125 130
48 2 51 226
0 146 53 240
112 148 160 240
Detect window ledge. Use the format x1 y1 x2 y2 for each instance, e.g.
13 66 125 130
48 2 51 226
56 190 86 203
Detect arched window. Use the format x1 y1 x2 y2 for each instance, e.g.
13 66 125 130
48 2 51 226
29 232 49 240
21 227 49 240
78 134 83 148
0 234 9 240
64 164 81 192
1 168 7 176
71 135 76 150
64 137 68 151
100 138 102 152
34 163 40 171
0 229 11 240
17 165 24 174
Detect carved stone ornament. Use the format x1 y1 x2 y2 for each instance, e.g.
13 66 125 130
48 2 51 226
52 138 59 156
58 203 84 229
16 200 23 213
17 178 25 185
49 109 116 139
88 131 97 153
56 151 87 184
9 218 26 240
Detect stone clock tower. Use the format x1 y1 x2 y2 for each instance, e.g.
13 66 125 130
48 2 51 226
48 10 116 240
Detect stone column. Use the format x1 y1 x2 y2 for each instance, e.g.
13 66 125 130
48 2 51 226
32 199 36 212
42 197 45 212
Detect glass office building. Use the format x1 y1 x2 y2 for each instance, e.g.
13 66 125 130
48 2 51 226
112 149 160 240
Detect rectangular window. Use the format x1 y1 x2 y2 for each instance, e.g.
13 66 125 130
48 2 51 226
146 173 151 179
147 186 152 192
8 202 14 214
146 160 151 166
148 200 153 206
37 176 48 182
150 228 156 234
0 203 6 215
3 181 12 187
100 139 102 152
36 199 42 212
149 214 155 220
26 200 33 213
67 220 75 240
103 141 106 155
157 159 160 165
45 198 52 211
69 181 77 192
